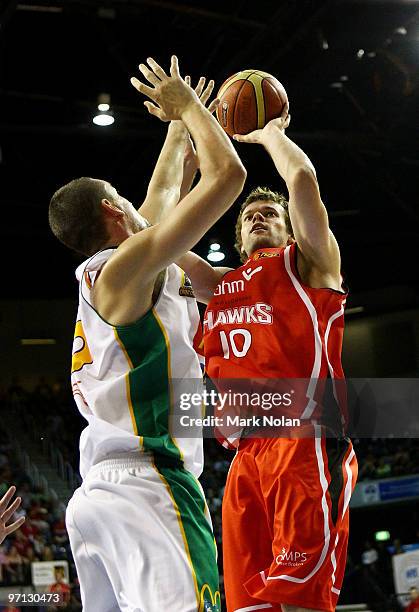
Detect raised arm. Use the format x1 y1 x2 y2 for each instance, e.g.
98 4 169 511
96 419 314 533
137 121 189 224
138 76 218 223
96 57 246 324
235 115 341 290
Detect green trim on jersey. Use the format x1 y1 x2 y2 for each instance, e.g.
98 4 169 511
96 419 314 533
115 309 182 463
158 465 220 612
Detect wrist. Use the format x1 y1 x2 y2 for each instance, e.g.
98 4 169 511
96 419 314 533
169 120 188 137
179 100 203 122
261 122 286 149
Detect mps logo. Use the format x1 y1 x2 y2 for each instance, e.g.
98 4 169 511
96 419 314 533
179 273 195 298
276 547 308 567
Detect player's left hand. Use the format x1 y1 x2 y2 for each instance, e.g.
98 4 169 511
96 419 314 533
0 486 25 544
146 75 219 123
233 106 290 144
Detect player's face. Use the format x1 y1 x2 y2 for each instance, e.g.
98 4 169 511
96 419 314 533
103 182 149 234
240 201 290 257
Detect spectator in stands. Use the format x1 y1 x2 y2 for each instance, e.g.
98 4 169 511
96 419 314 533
3 544 24 585
362 540 379 568
406 586 419 612
358 453 377 480
393 538 404 555
375 456 392 479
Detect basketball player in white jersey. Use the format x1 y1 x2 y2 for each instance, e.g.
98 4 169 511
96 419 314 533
48 56 246 612
0 486 25 544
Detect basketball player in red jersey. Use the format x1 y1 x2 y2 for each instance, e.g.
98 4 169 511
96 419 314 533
178 112 358 612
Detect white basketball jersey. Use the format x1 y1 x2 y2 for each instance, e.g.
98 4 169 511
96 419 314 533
71 248 204 478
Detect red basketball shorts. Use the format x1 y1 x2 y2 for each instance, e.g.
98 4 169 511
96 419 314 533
222 427 358 612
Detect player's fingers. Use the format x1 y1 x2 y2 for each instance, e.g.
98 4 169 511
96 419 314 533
1 497 21 523
146 57 167 80
138 63 160 87
194 77 206 97
284 113 291 128
185 75 191 86
130 77 157 101
170 55 180 78
144 101 165 120
280 103 289 120
207 98 220 115
0 486 16 512
5 516 25 536
233 133 253 142
200 79 215 105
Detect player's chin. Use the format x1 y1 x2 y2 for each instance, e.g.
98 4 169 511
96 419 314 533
248 235 274 253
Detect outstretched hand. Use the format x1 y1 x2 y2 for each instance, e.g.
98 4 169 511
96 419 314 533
131 55 199 121
0 486 25 545
233 106 290 144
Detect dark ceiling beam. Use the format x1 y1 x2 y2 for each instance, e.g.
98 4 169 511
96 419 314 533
222 1 331 75
16 0 264 28
262 0 335 71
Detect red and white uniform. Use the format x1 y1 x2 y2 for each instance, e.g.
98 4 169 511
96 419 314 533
203 244 358 612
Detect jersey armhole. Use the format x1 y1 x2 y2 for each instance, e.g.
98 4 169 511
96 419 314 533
292 242 348 296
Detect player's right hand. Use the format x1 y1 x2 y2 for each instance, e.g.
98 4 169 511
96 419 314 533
0 486 25 545
130 56 200 121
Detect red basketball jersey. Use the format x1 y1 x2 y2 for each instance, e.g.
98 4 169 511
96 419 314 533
203 243 347 427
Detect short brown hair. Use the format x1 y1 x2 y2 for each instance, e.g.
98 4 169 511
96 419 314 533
234 186 293 262
49 177 110 256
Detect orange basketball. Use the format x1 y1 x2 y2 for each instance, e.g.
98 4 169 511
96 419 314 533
216 69 288 137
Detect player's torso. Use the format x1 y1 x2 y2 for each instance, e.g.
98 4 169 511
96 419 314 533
71 248 204 478
204 244 346 381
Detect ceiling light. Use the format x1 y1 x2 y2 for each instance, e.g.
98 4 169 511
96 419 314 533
330 82 343 89
209 243 221 251
340 75 349 82
207 251 225 263
367 51 376 58
98 103 110 112
322 39 329 50
357 49 365 59
93 113 114 126
394 27 407 36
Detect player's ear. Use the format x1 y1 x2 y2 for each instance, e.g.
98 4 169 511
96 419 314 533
101 199 124 218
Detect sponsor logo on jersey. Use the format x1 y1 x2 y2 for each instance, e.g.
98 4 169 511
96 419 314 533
214 265 263 295
71 320 93 373
204 302 273 331
252 251 281 260
179 273 195 298
214 278 245 296
275 547 308 567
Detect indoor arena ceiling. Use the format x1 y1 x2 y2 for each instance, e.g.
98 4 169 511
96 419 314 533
1 0 419 312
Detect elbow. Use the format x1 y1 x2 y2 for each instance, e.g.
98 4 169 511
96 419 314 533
224 159 247 187
289 164 317 189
